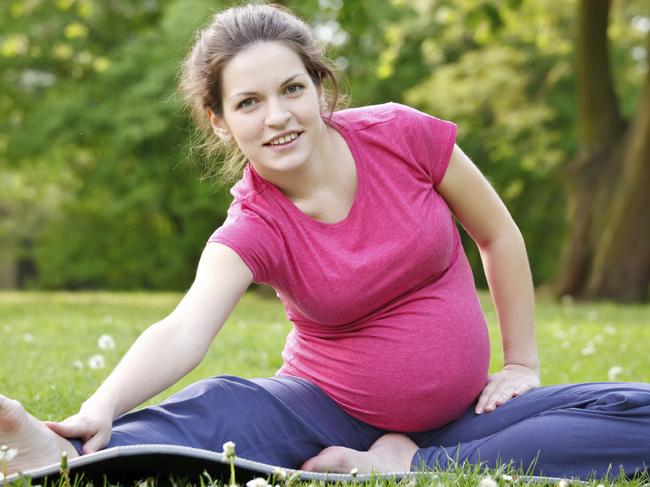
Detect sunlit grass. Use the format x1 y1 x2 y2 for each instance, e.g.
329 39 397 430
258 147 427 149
1 290 649 486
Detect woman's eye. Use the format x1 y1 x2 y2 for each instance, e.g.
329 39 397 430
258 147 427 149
238 98 255 109
286 84 303 95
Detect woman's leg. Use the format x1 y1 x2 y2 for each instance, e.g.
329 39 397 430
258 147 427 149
408 382 650 479
70 375 384 469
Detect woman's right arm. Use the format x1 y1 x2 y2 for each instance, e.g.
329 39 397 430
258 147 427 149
46 243 253 453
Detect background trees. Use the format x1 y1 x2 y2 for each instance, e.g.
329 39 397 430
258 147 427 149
0 0 647 301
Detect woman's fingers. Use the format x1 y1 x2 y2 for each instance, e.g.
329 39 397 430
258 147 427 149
45 418 92 439
475 377 498 414
46 415 111 453
477 379 527 413
82 430 110 454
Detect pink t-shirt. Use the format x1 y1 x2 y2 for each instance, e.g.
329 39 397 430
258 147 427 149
208 102 490 432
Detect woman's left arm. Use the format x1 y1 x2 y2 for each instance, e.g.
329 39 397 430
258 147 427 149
437 144 540 414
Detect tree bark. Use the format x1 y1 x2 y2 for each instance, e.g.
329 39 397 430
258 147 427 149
554 0 649 301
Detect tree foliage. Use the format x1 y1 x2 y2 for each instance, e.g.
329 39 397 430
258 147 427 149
0 0 647 295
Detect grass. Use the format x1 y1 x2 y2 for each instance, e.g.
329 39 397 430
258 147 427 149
0 290 649 486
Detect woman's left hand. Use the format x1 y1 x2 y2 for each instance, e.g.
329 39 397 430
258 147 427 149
475 363 540 414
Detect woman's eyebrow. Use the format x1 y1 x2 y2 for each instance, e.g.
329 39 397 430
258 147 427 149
228 74 304 100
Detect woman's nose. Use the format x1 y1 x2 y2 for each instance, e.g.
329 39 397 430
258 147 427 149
265 98 291 127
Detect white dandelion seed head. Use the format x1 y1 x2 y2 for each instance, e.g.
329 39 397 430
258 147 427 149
350 467 359 476
557 480 570 487
478 477 498 487
246 478 269 487
581 343 596 356
23 333 33 343
88 354 105 369
97 334 115 350
632 15 650 33
273 467 287 480
222 441 236 457
608 366 623 381
604 325 617 336
73 360 84 370
0 445 18 461
501 474 513 482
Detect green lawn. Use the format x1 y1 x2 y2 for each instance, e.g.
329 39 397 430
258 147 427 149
1 290 649 485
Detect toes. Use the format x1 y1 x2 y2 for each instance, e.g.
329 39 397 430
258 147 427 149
0 397 26 434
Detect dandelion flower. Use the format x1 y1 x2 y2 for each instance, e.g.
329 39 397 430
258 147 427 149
88 354 105 369
246 478 269 487
223 441 236 458
501 474 513 481
287 471 301 485
608 366 623 381
73 360 84 370
273 467 287 481
478 477 497 487
97 334 115 350
1 445 18 462
557 480 570 487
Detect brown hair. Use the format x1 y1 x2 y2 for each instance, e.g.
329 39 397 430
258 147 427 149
178 3 345 184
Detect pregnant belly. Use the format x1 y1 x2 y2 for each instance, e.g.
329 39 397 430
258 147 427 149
279 312 490 432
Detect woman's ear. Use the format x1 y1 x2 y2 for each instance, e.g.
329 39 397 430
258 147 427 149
206 107 232 142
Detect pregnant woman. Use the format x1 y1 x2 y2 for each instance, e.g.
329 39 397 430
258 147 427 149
2 3 649 481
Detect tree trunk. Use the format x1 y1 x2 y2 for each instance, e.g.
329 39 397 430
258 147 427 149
554 0 650 301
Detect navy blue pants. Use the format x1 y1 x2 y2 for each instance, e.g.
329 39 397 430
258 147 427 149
72 376 650 479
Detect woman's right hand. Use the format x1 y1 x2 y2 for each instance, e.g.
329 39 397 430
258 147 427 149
45 406 113 454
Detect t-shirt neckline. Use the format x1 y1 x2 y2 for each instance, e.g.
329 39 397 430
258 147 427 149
249 112 365 230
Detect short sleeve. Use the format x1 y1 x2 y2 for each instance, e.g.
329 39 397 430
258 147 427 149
207 201 281 284
393 104 457 186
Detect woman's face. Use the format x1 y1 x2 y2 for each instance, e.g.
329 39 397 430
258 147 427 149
209 41 324 177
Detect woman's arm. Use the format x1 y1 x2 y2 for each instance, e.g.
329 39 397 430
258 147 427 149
46 243 253 452
437 144 540 414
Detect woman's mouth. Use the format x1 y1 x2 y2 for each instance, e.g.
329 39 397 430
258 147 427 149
264 131 303 150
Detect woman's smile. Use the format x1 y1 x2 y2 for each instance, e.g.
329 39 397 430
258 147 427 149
264 131 304 151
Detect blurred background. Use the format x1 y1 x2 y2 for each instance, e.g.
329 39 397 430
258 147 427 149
0 0 648 301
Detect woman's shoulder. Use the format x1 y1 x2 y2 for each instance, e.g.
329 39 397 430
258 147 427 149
228 164 270 204
333 102 450 133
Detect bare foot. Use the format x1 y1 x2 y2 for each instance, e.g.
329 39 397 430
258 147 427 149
0 394 79 476
300 433 418 474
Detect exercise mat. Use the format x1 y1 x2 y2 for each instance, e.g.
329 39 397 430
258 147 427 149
3 444 572 485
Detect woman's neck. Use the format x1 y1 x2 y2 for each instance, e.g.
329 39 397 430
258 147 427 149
253 123 343 202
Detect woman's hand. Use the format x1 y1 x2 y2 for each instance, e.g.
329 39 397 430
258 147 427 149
475 363 540 414
44 405 113 454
